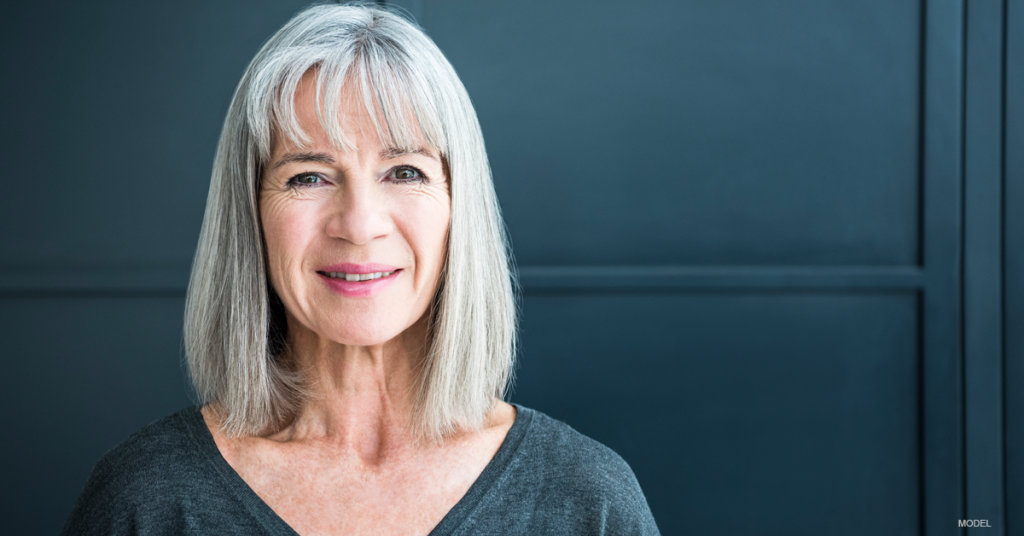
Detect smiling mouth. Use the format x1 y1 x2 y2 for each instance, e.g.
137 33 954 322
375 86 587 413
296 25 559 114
317 270 398 282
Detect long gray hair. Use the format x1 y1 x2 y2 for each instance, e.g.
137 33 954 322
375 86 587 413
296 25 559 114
184 3 516 441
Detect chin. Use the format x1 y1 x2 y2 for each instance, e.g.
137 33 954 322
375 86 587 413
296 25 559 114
322 319 407 347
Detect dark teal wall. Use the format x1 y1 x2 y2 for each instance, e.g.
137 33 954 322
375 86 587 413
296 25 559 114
1003 1 1024 535
0 1 1018 534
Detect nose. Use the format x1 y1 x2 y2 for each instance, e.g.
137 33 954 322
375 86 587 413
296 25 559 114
325 180 392 245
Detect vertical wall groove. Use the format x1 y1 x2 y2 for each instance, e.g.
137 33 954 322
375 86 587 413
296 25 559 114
963 0 1006 533
1000 0 1023 532
921 0 966 533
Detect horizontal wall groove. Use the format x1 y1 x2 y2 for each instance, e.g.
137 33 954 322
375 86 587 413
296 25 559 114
517 265 925 291
0 265 926 296
0 266 190 296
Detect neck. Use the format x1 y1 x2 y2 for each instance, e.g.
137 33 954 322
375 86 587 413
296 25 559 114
274 312 431 460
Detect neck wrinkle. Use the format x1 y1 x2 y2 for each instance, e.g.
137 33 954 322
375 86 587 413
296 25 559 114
275 309 431 459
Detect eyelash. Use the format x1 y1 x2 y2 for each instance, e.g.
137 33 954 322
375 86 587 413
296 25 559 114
284 165 429 189
388 165 428 184
285 173 327 188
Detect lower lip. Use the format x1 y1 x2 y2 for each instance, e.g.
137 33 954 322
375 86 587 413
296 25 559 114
318 270 401 297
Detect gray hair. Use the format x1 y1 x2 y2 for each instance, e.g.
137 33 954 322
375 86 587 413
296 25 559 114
184 3 516 441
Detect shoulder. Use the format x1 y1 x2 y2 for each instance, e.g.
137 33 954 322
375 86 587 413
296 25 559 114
525 409 629 470
497 405 660 534
100 407 199 471
61 406 233 535
516 407 638 489
85 407 204 493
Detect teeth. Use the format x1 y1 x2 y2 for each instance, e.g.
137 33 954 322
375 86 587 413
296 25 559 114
325 271 393 281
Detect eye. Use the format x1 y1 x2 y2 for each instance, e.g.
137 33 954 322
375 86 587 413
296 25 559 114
388 166 425 183
286 173 325 187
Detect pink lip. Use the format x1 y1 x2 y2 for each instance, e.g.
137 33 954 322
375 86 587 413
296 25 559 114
316 263 401 298
317 263 398 274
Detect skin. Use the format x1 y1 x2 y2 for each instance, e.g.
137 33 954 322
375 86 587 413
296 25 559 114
202 72 515 536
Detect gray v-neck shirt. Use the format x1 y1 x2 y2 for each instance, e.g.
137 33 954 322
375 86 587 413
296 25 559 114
61 404 660 535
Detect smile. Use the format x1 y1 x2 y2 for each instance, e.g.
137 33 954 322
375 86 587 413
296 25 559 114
319 270 396 281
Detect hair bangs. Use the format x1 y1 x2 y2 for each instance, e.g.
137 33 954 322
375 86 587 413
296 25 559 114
252 33 447 165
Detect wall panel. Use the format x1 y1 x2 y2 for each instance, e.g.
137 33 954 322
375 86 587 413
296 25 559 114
0 0 308 269
512 292 920 535
428 0 921 266
0 296 192 535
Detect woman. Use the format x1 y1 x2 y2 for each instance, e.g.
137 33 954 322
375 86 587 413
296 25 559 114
62 4 659 535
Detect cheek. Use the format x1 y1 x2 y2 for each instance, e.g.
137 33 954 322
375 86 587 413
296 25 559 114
260 196 319 280
404 198 451 266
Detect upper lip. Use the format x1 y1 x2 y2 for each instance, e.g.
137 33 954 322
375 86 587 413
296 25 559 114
316 263 400 274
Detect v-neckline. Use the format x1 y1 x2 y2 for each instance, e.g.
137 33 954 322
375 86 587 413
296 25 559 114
179 404 534 536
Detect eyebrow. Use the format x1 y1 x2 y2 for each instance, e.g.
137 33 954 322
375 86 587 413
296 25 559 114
269 147 439 170
270 152 336 170
379 147 439 161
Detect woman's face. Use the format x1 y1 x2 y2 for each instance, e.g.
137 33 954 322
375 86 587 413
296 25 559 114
260 75 450 347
